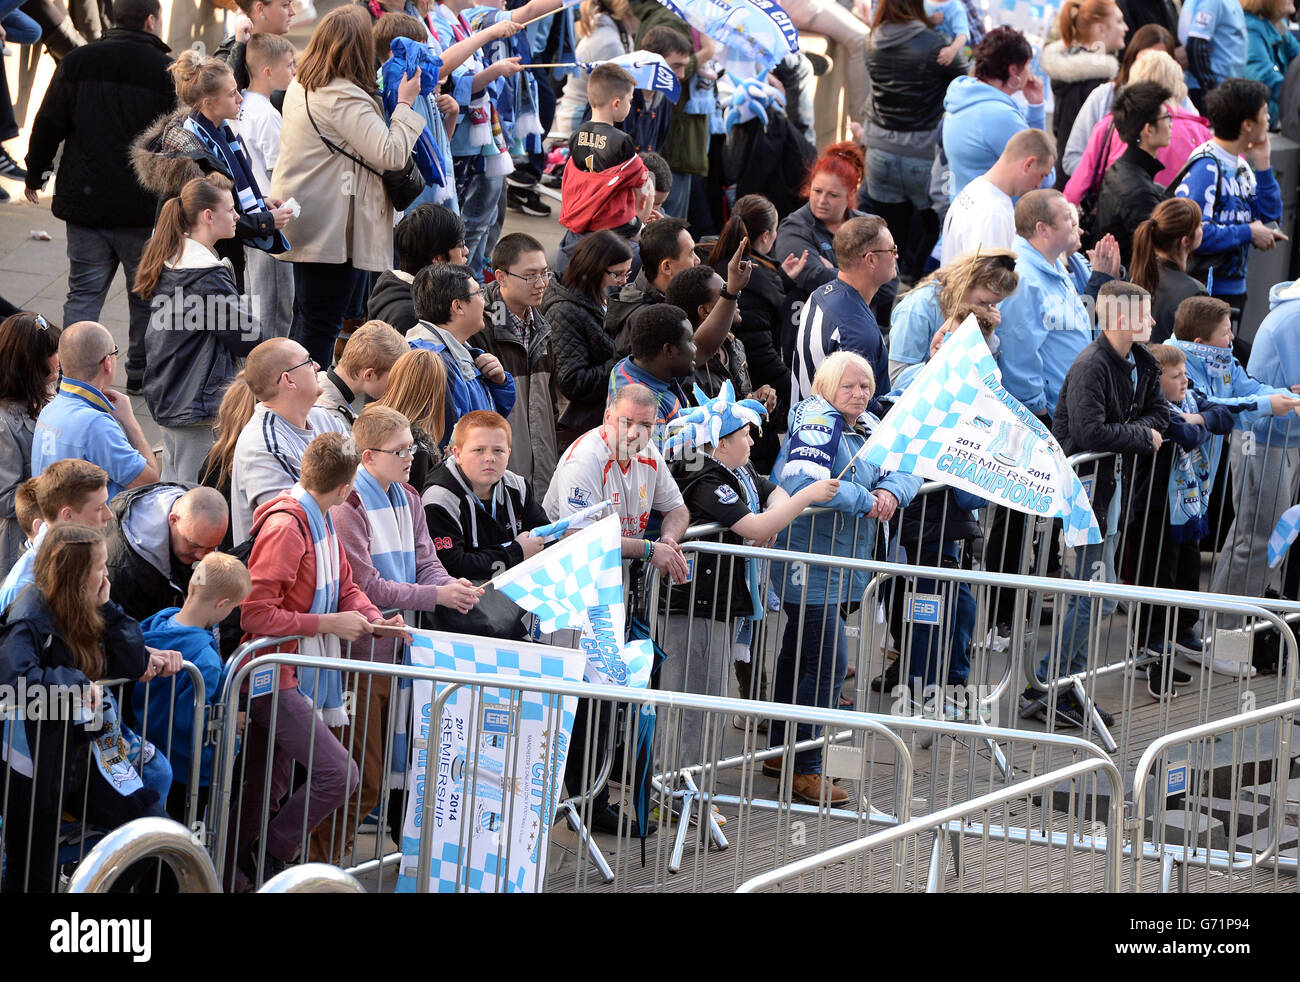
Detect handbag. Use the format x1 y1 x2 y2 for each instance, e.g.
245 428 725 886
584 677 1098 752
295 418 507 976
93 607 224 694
1077 120 1114 251
303 90 425 211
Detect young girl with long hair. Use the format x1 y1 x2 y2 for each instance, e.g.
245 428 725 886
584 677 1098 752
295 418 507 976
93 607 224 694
134 176 263 484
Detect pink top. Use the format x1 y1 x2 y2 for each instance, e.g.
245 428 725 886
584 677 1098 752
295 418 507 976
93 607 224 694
1063 108 1212 203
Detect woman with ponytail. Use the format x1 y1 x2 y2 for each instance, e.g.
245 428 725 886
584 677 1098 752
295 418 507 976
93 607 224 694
134 176 264 484
708 195 808 472
0 524 174 893
1130 197 1207 343
1042 0 1128 172
133 53 293 291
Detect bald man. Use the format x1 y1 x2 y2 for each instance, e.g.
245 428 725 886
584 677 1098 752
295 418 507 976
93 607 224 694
230 337 348 541
107 483 230 623
32 320 161 497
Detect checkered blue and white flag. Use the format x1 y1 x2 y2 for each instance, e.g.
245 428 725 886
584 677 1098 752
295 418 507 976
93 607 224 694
492 514 624 633
527 499 613 543
864 315 1102 547
1268 502 1300 568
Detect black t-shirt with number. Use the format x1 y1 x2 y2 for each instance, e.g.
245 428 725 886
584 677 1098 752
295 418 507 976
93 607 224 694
665 456 776 620
569 121 637 173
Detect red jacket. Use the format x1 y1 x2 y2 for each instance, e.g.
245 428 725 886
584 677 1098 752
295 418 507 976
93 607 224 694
559 153 648 235
240 491 381 688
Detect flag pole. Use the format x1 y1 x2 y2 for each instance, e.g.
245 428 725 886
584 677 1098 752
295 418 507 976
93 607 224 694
832 245 983 482
517 61 579 68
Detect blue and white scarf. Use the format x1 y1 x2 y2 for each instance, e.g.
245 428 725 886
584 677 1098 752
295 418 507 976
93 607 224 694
1165 391 1215 543
182 112 289 254
781 395 846 482
354 467 416 781
290 484 349 727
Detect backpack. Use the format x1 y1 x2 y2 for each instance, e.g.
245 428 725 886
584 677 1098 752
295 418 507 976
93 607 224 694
1162 150 1231 286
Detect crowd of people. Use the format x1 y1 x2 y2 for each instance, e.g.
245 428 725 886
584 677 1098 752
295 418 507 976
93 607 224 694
3 0 1300 889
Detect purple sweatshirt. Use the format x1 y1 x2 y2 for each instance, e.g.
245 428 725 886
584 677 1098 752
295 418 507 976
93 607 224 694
331 480 454 663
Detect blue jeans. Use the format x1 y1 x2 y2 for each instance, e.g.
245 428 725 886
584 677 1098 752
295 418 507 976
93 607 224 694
905 573 976 688
2 9 42 44
769 604 848 774
865 147 934 210
455 157 504 279
662 171 696 221
64 224 153 381
1038 532 1118 682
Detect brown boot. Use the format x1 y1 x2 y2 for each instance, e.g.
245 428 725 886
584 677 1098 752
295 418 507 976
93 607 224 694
789 772 849 806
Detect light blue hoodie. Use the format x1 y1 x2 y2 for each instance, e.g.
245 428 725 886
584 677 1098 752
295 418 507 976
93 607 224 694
941 75 1051 198
1169 337 1278 479
1245 281 1300 449
996 236 1096 418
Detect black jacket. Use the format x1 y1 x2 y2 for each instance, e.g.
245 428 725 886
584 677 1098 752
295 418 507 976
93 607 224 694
421 459 549 638
25 28 175 229
1097 145 1164 265
666 456 767 620
143 241 261 427
606 269 665 358
106 482 198 623
865 21 969 133
0 589 150 814
367 270 419 335
1053 337 1169 531
1150 263 1207 344
720 112 815 220
540 278 621 434
1117 0 1179 45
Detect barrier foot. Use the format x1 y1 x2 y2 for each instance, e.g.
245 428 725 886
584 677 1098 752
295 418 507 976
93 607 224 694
556 801 615 884
666 775 729 875
1071 678 1118 753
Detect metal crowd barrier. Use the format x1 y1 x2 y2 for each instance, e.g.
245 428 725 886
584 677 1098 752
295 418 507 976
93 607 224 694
735 755 1125 893
1128 695 1300 893
0 661 208 893
65 817 219 893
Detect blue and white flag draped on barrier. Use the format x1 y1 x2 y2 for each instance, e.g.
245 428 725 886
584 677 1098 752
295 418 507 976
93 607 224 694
580 51 682 101
864 315 1103 547
528 499 613 543
1268 502 1300 568
397 630 585 893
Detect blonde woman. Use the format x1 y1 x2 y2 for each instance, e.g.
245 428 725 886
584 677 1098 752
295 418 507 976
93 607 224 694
886 249 1019 384
767 351 922 805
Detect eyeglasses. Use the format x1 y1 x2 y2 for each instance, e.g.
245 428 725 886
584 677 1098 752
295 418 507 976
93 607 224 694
865 245 899 257
1153 113 1172 123
464 288 483 300
606 267 632 283
282 356 317 377
368 444 417 459
502 269 553 286
102 346 120 361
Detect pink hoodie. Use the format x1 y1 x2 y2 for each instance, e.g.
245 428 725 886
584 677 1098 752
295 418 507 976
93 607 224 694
1064 108 1212 203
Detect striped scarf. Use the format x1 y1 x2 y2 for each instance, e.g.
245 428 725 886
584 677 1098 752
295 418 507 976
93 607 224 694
354 467 416 781
354 467 416 584
290 484 348 727
182 112 289 255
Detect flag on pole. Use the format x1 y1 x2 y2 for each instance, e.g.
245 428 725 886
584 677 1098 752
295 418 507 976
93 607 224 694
864 315 1102 547
654 0 797 76
527 499 613 543
1268 502 1300 568
492 514 624 633
580 52 681 100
